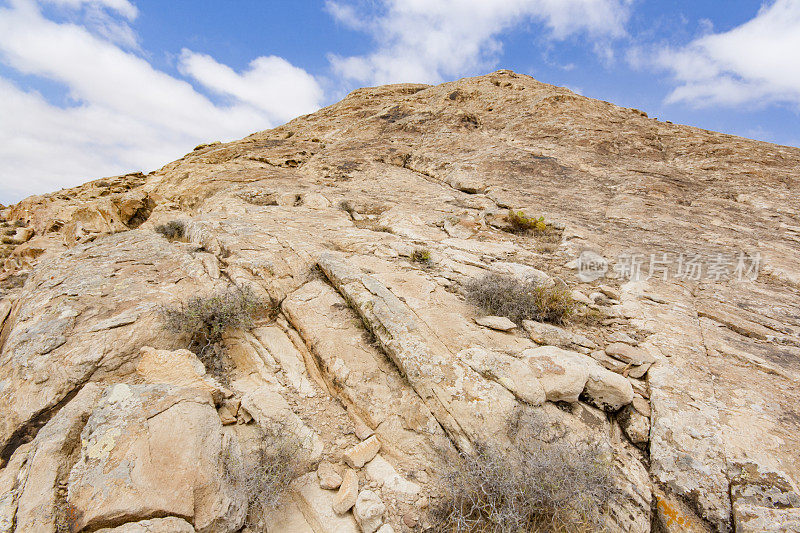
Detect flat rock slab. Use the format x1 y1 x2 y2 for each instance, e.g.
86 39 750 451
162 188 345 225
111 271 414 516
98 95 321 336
474 315 517 331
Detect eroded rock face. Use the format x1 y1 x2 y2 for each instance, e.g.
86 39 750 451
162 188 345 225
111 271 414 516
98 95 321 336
1 69 799 531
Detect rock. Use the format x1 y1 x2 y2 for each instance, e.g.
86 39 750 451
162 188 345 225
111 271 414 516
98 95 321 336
137 346 226 404
490 261 553 286
240 384 324 466
590 291 610 304
376 206 445 241
365 454 421 496
292 472 359 532
344 435 382 469
318 461 343 490
605 343 655 366
522 346 632 410
584 365 634 411
95 517 196 532
523 320 597 349
599 285 621 300
606 330 637 345
460 347 546 406
11 383 103 532
571 290 593 305
333 468 359 514
632 395 651 416
0 442 30 533
351 413 375 441
67 384 246 533
618 403 651 447
303 192 331 208
217 398 240 425
734 505 800 532
0 230 216 458
354 490 386 533
474 315 517 331
444 169 487 194
607 435 653 533
376 525 396 533
522 346 590 403
653 486 710 532
10 226 33 244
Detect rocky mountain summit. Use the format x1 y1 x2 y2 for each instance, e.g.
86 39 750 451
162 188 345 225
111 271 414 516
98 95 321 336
0 70 799 532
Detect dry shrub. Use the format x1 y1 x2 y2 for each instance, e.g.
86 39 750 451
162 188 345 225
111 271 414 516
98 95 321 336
154 220 186 241
465 273 574 324
224 427 300 531
431 442 612 532
162 286 262 376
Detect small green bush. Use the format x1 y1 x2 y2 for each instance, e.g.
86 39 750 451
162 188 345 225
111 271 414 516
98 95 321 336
431 442 612 532
162 286 262 375
155 220 186 241
464 273 574 324
411 248 432 263
507 209 547 234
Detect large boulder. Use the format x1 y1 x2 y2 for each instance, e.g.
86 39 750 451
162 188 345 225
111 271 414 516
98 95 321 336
67 384 246 533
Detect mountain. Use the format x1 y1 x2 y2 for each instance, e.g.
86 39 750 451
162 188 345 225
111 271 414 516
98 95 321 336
0 70 799 532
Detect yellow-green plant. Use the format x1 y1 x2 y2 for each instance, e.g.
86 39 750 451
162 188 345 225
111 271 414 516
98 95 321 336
507 209 547 234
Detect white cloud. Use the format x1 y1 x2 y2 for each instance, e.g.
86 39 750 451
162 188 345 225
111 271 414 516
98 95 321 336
42 0 138 20
656 0 800 107
178 51 324 121
0 0 323 203
326 0 632 85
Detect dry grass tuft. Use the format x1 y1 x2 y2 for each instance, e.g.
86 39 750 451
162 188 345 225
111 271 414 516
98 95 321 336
431 442 612 532
464 273 574 324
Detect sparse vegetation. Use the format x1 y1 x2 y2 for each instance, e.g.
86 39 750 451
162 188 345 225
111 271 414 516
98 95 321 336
465 273 574 324
507 209 547 234
338 199 356 215
411 247 432 264
572 307 606 328
224 427 300 530
161 286 263 376
431 442 612 532
154 220 186 241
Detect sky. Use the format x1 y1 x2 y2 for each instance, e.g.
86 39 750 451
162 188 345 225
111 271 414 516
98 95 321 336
0 0 799 203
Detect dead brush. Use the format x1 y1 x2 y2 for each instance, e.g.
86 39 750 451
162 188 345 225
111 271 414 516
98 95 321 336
223 427 300 530
464 273 574 324
431 442 612 532
161 285 263 376
154 220 186 241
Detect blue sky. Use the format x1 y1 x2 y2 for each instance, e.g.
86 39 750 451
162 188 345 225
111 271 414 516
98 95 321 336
1 0 798 203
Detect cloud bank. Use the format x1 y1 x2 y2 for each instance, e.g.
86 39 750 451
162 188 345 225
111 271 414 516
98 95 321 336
656 0 800 108
326 0 633 85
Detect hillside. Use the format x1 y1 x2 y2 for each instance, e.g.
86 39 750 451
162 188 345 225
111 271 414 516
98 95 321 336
0 70 799 532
